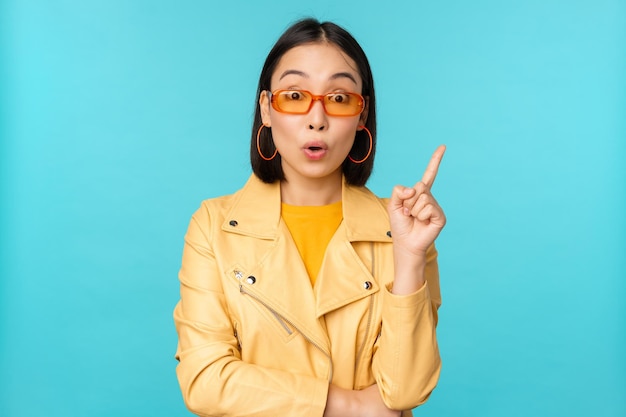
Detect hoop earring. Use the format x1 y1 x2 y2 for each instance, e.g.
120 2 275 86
256 124 277 161
348 126 372 164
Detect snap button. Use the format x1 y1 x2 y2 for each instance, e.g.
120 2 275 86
363 281 372 290
246 276 256 285
229 220 238 227
386 231 392 238
234 270 243 280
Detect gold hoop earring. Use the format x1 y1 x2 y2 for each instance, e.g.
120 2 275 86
256 124 277 161
349 126 372 164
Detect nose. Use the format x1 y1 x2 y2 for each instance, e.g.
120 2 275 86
307 98 327 131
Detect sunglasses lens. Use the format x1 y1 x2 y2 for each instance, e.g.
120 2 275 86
271 90 364 116
324 93 363 116
273 90 313 114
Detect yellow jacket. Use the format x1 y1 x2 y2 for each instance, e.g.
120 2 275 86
174 174 441 416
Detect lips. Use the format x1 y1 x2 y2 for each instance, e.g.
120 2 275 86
303 140 328 160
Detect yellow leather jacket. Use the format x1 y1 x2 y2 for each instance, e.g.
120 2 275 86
174 174 441 416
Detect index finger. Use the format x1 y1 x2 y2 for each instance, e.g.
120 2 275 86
420 145 446 187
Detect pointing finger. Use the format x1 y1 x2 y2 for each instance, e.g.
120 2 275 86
420 145 446 188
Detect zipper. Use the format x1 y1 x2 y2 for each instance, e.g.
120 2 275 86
234 322 242 350
270 310 293 335
354 242 377 380
354 295 375 377
239 283 334 382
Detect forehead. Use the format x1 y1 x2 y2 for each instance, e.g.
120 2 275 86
271 42 362 90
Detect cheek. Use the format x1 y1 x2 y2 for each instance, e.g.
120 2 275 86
267 116 300 149
337 119 361 144
271 114 297 131
270 115 295 132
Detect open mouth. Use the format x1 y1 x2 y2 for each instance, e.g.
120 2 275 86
303 143 327 160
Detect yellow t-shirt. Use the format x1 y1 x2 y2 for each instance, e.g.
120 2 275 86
281 201 343 286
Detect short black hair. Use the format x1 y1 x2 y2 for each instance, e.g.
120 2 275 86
250 18 376 186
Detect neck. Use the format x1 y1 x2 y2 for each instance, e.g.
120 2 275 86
280 172 343 206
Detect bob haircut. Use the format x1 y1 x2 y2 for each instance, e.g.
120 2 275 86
250 18 376 187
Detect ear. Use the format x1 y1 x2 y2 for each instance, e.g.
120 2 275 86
259 90 272 127
358 96 369 127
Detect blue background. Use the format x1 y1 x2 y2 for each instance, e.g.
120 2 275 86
1 1 624 416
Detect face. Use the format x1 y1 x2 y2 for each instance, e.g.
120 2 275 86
259 42 368 185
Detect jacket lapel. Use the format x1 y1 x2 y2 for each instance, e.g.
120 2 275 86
220 175 393 346
221 175 328 349
315 180 393 316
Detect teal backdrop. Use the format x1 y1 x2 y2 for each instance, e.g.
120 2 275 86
1 1 624 416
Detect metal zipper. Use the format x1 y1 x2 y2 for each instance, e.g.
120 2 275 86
354 242 377 379
270 310 293 335
234 323 242 350
239 283 334 382
354 295 375 377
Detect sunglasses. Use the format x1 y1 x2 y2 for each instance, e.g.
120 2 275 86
269 89 365 117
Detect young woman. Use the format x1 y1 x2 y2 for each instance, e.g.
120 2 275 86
174 18 446 417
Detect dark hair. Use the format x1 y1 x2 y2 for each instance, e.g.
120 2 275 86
250 18 376 186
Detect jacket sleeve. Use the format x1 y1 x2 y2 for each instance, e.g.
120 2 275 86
371 243 442 410
173 205 329 417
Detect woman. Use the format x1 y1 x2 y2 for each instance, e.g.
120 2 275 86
174 18 446 417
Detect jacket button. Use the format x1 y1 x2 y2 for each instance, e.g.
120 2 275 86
229 220 238 227
246 276 256 285
386 231 392 238
363 281 372 290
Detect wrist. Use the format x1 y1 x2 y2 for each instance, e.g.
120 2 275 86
392 253 427 295
324 385 358 417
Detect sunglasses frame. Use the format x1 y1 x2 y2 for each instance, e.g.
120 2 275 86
269 89 365 117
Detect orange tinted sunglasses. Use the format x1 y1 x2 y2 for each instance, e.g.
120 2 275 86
269 89 365 116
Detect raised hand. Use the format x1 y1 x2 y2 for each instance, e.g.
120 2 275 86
387 145 446 293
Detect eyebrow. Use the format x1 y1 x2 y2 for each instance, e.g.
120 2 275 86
278 70 358 85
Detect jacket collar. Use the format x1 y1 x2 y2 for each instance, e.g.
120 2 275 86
222 174 391 242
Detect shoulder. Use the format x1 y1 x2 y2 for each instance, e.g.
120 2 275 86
342 184 392 241
191 184 245 227
343 183 389 216
189 174 281 237
197 191 239 215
